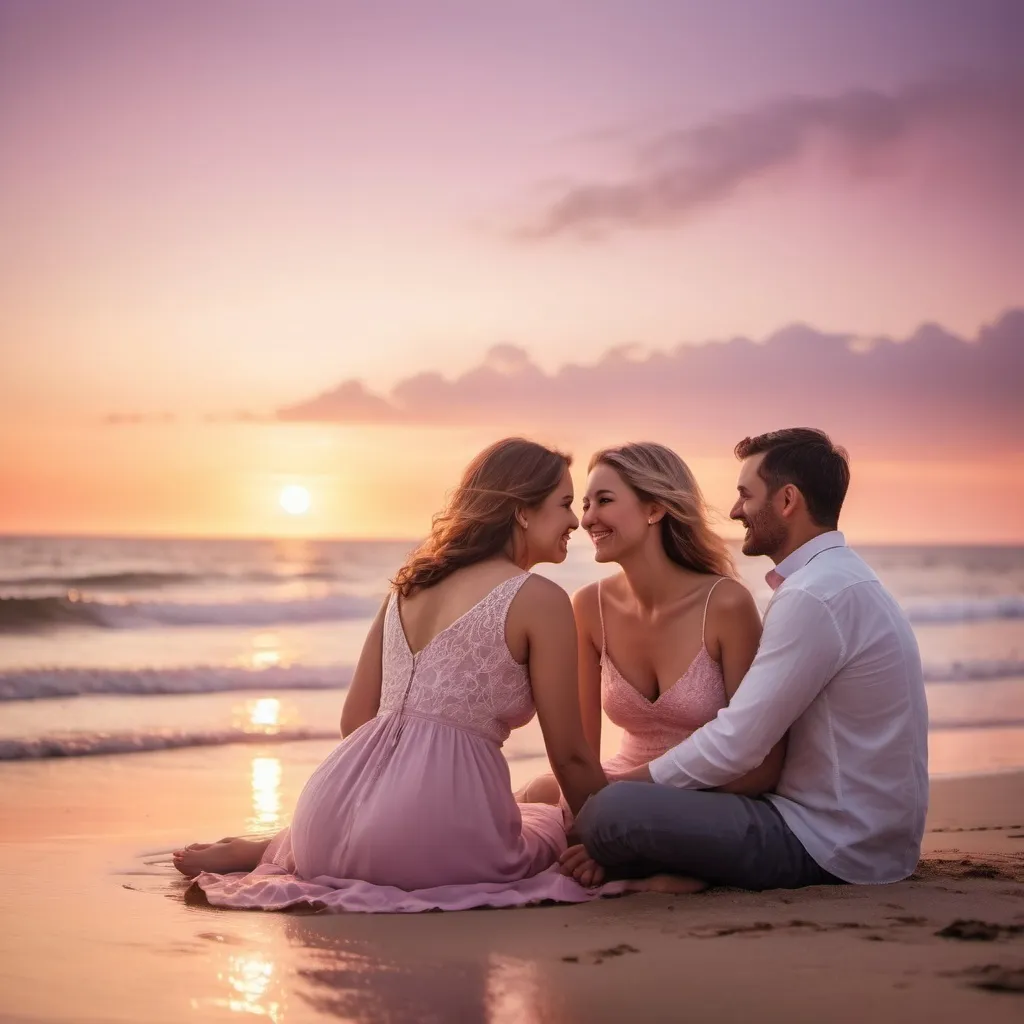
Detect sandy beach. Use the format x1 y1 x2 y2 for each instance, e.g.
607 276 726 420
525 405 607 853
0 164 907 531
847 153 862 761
1 744 1021 1024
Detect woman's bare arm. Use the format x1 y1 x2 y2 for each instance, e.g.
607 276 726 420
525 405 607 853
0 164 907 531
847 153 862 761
340 596 389 737
571 584 603 760
708 582 787 796
523 578 607 816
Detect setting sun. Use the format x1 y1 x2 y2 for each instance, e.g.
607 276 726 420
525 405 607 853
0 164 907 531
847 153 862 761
278 484 311 516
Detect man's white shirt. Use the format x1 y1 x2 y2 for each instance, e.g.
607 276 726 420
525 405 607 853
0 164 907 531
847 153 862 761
649 532 928 884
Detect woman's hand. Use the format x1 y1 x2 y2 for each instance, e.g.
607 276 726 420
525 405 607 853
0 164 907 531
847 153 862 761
559 843 606 887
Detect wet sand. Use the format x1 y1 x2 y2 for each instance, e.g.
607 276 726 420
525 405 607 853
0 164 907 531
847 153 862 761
1 745 1021 1023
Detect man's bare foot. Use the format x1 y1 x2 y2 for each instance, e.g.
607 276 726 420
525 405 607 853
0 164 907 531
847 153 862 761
172 837 271 878
622 873 708 895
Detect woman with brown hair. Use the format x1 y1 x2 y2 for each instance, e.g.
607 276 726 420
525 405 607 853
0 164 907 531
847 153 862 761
172 438 617 911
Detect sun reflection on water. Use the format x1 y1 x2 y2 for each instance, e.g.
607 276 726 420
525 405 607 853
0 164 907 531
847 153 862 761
196 951 284 1023
247 756 283 833
249 632 284 671
487 954 544 1024
251 649 281 669
249 697 281 728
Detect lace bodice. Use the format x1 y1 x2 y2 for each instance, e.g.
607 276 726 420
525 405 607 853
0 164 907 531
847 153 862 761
379 574 535 745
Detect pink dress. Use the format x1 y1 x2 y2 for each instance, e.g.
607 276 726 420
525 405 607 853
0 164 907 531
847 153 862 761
600 577 729 775
193 574 620 912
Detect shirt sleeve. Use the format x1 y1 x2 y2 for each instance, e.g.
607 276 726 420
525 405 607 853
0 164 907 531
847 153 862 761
649 587 845 789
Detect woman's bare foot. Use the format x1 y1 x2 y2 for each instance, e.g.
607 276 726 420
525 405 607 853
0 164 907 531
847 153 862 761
172 837 271 878
559 844 606 887
622 873 708 895
177 835 237 855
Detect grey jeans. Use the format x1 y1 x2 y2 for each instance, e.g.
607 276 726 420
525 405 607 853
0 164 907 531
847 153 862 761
576 782 844 891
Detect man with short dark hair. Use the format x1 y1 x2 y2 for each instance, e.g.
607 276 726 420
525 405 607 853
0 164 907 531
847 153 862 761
562 427 928 891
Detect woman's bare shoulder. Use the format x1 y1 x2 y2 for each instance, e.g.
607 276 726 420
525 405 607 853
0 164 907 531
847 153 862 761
572 572 626 616
705 578 761 639
708 576 757 612
570 580 599 613
516 573 573 615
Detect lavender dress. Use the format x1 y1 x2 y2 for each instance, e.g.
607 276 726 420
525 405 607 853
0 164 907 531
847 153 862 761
193 574 620 912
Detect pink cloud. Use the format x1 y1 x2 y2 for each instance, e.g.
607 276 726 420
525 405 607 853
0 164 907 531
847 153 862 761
519 72 1024 239
278 380 400 424
101 412 176 426
271 309 1024 458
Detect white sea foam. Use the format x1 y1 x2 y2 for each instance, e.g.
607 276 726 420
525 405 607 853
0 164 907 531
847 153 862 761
0 727 549 761
0 592 380 632
922 659 1024 683
3 657 1022 703
905 594 1024 624
0 664 353 701
0 726 342 760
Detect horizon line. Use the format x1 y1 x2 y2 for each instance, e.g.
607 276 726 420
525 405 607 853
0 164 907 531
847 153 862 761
1 529 1021 550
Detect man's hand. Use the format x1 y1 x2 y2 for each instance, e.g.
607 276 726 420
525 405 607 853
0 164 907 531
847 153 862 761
559 843 606 887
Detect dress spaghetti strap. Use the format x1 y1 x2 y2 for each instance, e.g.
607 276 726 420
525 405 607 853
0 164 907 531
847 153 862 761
701 577 728 647
597 578 608 653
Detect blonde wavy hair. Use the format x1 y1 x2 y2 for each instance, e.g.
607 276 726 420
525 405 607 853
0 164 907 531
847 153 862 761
589 442 734 577
392 438 571 597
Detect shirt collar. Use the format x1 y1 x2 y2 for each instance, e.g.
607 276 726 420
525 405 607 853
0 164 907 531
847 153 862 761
769 531 846 586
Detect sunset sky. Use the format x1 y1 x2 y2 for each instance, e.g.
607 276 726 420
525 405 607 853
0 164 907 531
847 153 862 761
2 0 1022 541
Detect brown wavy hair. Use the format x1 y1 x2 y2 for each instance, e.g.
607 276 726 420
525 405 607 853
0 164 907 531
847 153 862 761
392 437 571 596
589 442 734 578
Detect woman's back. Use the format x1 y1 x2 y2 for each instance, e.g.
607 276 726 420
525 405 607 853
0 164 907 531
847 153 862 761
381 570 536 743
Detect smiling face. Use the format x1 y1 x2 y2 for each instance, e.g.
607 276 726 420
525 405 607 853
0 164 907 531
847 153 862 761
523 465 578 564
730 454 789 558
581 462 652 563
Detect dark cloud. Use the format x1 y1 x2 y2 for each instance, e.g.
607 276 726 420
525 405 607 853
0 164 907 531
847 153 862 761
270 309 1024 458
520 73 1024 239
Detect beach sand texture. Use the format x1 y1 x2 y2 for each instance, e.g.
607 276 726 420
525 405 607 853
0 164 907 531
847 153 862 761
1 748 1021 1024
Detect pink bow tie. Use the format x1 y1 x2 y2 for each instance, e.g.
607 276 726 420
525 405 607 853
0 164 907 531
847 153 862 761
765 569 785 591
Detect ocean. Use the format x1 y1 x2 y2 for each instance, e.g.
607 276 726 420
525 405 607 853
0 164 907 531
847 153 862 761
2 535 1023 779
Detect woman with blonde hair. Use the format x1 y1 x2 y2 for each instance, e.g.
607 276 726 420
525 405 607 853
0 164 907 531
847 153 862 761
526 443 783 888
173 438 621 911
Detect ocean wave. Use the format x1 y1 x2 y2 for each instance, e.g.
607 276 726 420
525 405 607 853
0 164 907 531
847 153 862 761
0 570 202 589
3 655 1022 703
929 716 1024 731
0 568 341 590
0 726 342 760
0 664 353 701
0 592 380 632
923 659 1024 683
905 595 1024 624
1 714 1020 760
0 728 548 761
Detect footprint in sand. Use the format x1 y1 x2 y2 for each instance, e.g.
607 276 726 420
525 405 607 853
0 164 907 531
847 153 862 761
936 919 1024 941
947 965 1024 993
561 943 640 965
